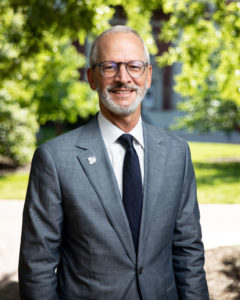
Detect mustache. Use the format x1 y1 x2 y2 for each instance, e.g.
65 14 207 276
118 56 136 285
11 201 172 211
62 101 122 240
106 84 139 92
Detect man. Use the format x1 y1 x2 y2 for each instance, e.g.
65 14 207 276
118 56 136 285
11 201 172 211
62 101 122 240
19 25 209 299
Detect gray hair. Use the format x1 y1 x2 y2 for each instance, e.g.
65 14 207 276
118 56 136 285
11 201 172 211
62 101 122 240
89 25 150 67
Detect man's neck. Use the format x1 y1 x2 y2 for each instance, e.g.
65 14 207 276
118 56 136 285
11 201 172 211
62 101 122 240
100 106 141 133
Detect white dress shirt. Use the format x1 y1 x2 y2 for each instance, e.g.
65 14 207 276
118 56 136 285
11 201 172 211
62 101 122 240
98 111 144 196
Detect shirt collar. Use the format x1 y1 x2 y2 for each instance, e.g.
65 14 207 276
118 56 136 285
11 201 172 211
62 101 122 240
98 111 144 149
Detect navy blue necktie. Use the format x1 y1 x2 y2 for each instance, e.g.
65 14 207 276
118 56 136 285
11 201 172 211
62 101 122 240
118 134 143 251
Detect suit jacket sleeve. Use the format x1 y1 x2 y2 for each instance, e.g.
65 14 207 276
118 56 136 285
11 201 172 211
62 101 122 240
172 143 209 299
19 146 63 300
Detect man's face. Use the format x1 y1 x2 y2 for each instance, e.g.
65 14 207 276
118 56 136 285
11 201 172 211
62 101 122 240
87 32 152 117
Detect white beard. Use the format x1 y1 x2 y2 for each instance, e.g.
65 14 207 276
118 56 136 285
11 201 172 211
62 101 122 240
97 83 147 116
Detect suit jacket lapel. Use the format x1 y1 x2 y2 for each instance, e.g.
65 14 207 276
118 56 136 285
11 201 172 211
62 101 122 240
138 123 167 263
75 117 136 264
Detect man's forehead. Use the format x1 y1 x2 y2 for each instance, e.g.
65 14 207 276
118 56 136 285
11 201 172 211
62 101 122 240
98 31 141 45
96 32 145 60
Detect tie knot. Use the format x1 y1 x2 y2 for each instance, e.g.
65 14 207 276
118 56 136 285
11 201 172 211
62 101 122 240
118 134 134 149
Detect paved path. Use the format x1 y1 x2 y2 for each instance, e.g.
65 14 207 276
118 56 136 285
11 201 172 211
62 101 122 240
200 204 240 249
0 200 23 282
0 200 240 282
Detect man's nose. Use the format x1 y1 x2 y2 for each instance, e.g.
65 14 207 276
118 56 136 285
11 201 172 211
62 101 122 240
114 64 132 83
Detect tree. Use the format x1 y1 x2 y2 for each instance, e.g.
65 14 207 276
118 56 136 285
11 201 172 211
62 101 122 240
6 0 240 133
0 1 102 164
29 37 98 125
0 0 157 164
1 0 239 166
1 1 100 123
3 0 155 81
157 0 240 132
0 92 38 166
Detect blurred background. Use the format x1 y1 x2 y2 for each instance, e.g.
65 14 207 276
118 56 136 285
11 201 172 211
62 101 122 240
0 0 240 299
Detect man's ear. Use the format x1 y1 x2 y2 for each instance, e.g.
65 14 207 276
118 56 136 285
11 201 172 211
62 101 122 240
146 65 152 89
87 68 97 90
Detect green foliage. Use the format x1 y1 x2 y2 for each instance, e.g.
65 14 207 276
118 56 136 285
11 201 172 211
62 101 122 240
0 2 100 165
157 0 240 132
1 0 155 75
0 0 156 165
30 37 99 124
0 3 38 165
0 95 38 165
1 0 240 168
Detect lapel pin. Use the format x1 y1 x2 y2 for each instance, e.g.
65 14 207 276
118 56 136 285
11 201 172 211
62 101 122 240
88 156 96 165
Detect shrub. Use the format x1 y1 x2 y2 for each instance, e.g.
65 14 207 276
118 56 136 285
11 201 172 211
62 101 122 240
0 96 38 166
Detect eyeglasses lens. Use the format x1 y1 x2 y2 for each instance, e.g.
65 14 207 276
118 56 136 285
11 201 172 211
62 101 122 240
100 61 145 78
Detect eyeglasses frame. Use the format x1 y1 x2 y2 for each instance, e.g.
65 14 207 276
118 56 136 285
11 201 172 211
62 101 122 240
91 60 149 78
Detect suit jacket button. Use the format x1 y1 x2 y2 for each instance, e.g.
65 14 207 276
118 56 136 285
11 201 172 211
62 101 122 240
138 267 143 274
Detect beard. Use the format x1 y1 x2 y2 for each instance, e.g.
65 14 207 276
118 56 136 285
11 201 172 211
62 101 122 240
97 83 147 116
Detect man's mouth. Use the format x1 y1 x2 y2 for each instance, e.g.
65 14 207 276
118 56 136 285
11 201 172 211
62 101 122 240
108 85 138 94
111 89 134 94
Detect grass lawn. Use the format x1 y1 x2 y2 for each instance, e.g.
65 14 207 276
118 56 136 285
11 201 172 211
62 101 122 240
189 142 240 204
0 172 29 200
0 142 239 203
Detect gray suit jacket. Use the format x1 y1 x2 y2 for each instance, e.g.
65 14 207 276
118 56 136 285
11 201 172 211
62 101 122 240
19 116 209 300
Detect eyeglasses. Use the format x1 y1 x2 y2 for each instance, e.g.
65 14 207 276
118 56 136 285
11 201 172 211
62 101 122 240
92 60 149 78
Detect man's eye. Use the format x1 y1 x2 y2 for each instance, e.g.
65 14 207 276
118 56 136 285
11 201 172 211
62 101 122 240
103 65 115 70
128 64 141 70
